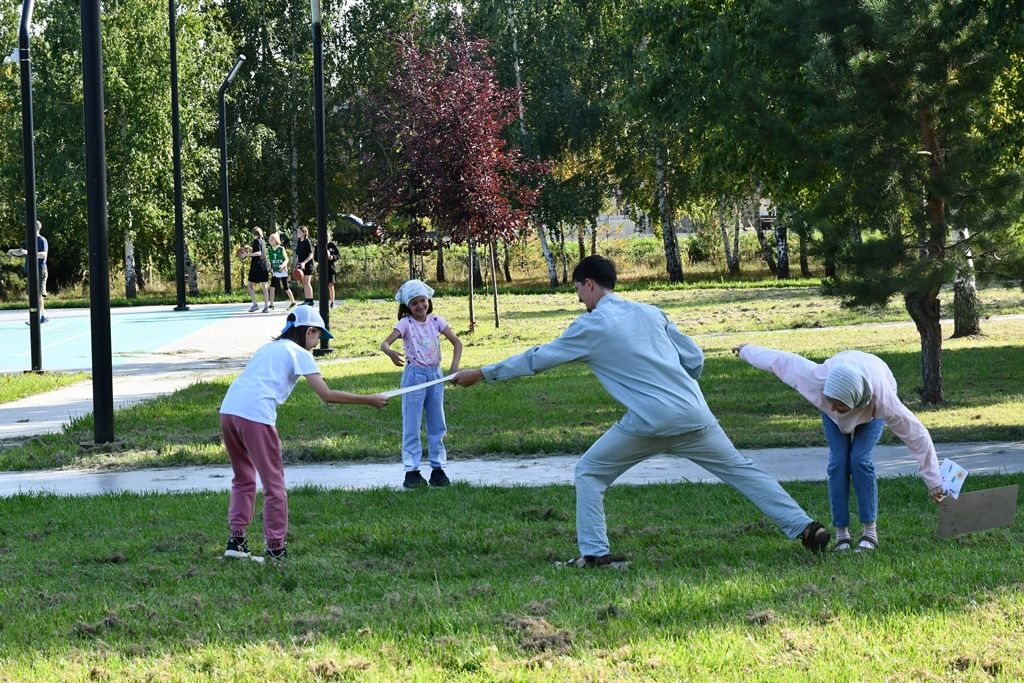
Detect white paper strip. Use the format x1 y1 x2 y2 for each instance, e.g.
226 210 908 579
380 373 458 399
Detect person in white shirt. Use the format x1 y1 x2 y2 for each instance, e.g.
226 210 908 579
733 344 945 551
219 305 387 560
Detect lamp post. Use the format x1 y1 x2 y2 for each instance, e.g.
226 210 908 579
169 0 187 311
10 0 42 371
80 0 115 443
310 0 331 354
218 54 246 294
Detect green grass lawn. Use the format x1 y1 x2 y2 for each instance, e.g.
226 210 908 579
0 371 89 405
1 285 1021 471
0 475 1021 681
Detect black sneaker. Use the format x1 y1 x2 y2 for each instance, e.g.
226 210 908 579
224 536 251 559
429 468 451 487
561 554 629 569
801 521 831 553
266 546 288 560
403 470 427 489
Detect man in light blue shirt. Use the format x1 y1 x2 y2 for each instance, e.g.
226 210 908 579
453 255 830 567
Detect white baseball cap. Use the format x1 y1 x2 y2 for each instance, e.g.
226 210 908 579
280 304 334 339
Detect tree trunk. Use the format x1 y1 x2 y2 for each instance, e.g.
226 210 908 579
774 218 790 279
654 141 684 282
502 239 512 281
467 238 476 330
905 288 944 404
577 224 585 263
537 223 558 287
124 233 137 299
952 225 981 337
136 253 146 292
718 197 740 275
120 117 137 299
556 224 568 284
290 112 299 233
489 240 500 328
590 218 597 256
755 219 778 275
799 229 810 277
184 247 200 297
469 239 484 287
436 234 446 283
913 108 949 402
126 211 139 296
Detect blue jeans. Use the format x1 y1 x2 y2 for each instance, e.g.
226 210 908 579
574 423 813 557
821 413 884 528
401 365 447 471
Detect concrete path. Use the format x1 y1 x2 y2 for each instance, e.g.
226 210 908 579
0 441 1021 498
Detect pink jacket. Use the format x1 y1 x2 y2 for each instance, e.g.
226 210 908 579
738 345 941 489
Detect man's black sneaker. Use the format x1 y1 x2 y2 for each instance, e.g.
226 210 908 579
266 546 288 560
224 536 251 559
403 470 427 489
801 521 831 553
429 468 451 487
561 554 630 569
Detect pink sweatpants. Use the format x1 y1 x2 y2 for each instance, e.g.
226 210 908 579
220 413 288 549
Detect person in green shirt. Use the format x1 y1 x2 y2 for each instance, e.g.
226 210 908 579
267 232 297 310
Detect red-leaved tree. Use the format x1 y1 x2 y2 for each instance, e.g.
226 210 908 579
364 24 545 327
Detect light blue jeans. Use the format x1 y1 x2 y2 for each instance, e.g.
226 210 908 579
401 364 447 471
821 413 884 528
574 423 813 557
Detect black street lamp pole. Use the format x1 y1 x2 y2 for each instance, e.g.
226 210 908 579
80 0 115 443
310 0 331 354
169 0 187 311
13 0 41 371
218 54 246 294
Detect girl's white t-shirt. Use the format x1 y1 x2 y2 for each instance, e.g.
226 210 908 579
219 339 320 425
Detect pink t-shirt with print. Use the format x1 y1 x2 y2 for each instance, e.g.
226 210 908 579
394 314 448 367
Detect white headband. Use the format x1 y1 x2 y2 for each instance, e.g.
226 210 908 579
395 279 434 306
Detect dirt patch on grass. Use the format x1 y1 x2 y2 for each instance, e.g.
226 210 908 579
951 654 1002 677
308 657 372 680
505 615 572 654
70 612 123 638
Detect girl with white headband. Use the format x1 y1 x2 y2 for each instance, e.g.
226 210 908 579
733 344 945 551
380 279 463 488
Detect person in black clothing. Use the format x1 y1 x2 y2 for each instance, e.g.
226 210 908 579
246 227 271 313
294 226 314 305
317 239 340 308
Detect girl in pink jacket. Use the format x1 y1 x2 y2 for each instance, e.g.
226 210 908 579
733 344 945 551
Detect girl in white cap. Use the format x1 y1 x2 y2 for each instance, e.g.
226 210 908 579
380 279 463 488
220 306 388 560
733 344 946 551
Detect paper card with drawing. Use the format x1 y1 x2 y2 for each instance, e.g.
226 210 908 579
940 458 968 499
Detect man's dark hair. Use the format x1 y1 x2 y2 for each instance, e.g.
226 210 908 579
572 255 617 289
